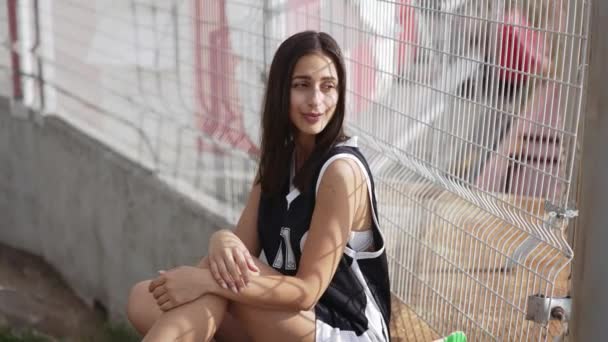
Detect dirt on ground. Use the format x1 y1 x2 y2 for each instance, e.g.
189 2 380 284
0 242 109 341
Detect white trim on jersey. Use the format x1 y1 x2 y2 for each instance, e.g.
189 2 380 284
314 260 388 342
314 153 386 261
286 150 301 209
351 259 389 341
312 142 390 341
286 189 300 210
316 319 384 342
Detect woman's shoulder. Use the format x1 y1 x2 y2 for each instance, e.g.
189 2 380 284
326 136 373 167
315 157 366 198
315 136 371 193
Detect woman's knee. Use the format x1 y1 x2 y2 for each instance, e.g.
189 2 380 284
127 280 160 334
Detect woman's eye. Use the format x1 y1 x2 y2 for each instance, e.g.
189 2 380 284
322 83 336 90
292 82 308 88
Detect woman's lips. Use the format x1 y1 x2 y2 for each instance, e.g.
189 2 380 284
302 113 322 124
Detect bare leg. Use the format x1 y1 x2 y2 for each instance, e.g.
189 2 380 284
231 303 316 342
141 292 226 342
127 257 317 341
127 280 251 341
217 258 317 342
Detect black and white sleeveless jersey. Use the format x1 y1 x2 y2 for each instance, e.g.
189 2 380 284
257 137 391 342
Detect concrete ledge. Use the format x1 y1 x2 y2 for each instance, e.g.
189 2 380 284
0 97 229 321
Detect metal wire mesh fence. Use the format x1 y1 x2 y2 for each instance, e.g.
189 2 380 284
1 0 591 340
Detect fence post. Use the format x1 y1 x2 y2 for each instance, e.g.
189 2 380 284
32 0 44 111
7 0 22 100
570 0 608 341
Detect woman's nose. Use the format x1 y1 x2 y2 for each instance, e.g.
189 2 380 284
308 88 323 108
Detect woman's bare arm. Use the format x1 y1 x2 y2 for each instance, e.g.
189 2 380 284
200 158 367 310
205 183 262 291
233 183 262 255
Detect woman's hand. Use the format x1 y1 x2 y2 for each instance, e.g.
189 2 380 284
148 266 207 311
208 229 259 293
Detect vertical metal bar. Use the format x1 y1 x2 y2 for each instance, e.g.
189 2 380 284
7 0 22 100
33 0 44 110
571 0 607 340
263 0 268 71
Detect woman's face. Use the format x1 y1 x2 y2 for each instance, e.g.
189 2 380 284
289 53 339 140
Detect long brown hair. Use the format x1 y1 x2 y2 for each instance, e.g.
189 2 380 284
256 31 348 195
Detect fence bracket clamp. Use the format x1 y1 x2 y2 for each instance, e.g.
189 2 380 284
545 201 579 220
526 294 572 324
544 202 578 231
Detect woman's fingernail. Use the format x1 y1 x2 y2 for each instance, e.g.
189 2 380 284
221 282 227 289
230 285 238 293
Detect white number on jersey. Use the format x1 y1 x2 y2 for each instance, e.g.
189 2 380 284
272 227 297 270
